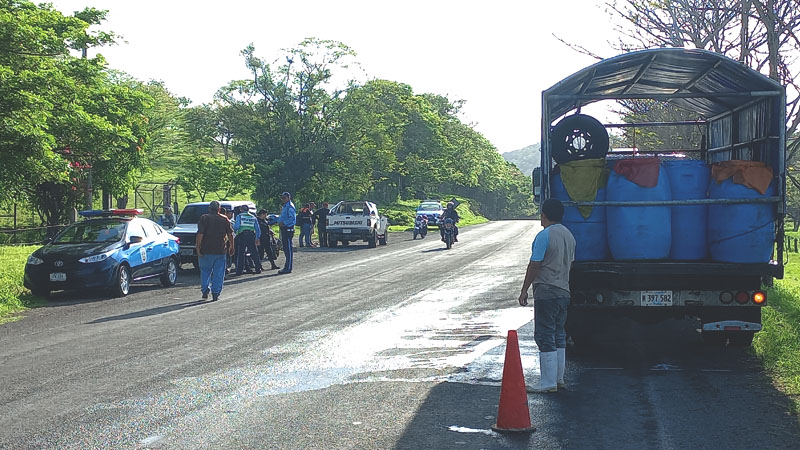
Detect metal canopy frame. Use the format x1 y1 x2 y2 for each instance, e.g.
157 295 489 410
540 48 787 266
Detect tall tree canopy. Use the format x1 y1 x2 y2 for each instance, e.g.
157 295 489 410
0 0 152 225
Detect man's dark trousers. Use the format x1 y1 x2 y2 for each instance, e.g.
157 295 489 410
317 224 327 247
280 227 294 272
235 230 261 275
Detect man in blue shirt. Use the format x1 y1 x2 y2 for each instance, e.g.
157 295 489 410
233 206 261 276
518 199 576 393
277 192 297 274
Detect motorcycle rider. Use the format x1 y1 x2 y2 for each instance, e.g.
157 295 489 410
440 202 460 242
414 214 428 239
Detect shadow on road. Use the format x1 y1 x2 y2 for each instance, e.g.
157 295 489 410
87 300 207 324
394 318 800 450
39 283 181 307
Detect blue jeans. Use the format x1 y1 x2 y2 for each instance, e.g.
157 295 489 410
199 254 226 295
299 223 312 247
280 228 294 272
533 285 570 352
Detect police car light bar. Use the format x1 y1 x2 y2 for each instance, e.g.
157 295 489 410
79 209 144 217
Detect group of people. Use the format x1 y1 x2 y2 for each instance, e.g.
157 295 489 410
297 202 330 248
194 192 328 301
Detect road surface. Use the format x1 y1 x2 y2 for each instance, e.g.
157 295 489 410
1 221 798 449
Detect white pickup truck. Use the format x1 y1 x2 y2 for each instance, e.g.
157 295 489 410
326 201 388 248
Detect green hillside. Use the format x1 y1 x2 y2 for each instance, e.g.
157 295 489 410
502 143 540 176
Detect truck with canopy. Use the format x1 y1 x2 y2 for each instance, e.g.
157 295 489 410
533 48 786 346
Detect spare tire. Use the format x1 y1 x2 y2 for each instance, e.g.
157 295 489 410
551 114 609 164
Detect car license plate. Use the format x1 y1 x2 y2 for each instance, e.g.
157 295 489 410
641 290 673 306
342 229 351 234
50 273 66 282
180 248 194 255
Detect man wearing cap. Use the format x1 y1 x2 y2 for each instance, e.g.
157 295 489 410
277 192 296 274
196 201 235 301
233 205 262 275
518 198 575 393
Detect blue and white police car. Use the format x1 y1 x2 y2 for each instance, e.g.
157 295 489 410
23 209 180 297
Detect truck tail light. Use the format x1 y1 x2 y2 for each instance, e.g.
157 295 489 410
735 291 750 304
752 291 766 304
719 292 734 304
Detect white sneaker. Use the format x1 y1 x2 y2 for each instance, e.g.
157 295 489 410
557 348 566 389
527 351 558 393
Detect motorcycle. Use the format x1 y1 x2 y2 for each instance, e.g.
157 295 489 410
413 216 428 240
442 218 456 249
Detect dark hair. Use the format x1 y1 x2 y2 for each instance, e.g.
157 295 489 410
541 199 564 222
209 200 220 213
257 209 268 215
219 207 227 215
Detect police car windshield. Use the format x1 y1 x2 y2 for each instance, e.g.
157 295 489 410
417 204 441 211
53 220 127 244
177 205 208 224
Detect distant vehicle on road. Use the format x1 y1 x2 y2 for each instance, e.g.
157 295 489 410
416 200 444 224
327 201 388 248
170 201 256 268
413 215 428 239
23 209 180 297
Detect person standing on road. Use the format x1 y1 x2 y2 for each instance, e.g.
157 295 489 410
313 202 330 247
277 192 296 274
233 206 262 275
257 209 280 270
518 198 575 393
196 201 235 301
298 204 313 248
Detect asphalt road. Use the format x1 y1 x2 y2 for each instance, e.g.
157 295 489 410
1 220 798 449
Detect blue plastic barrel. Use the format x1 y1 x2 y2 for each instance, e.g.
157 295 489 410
708 178 776 263
664 160 710 260
606 163 672 259
552 172 608 260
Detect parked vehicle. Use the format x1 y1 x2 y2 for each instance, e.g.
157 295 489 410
326 201 388 248
442 218 456 250
23 209 180 297
170 201 255 269
416 200 444 225
413 215 428 240
533 48 785 347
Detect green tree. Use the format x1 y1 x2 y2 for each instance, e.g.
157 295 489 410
0 1 152 226
177 155 254 202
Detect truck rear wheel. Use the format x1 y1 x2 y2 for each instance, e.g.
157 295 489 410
727 331 755 347
368 232 377 248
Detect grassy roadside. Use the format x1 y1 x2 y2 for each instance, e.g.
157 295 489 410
753 232 800 414
0 245 44 324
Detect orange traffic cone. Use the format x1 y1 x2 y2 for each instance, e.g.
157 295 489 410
492 330 535 432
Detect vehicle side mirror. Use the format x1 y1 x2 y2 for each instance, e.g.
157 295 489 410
532 167 542 206
129 236 143 245
42 237 52 245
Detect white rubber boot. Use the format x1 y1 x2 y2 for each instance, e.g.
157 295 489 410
557 348 566 389
528 351 558 393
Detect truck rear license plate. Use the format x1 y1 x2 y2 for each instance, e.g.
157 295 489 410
641 290 673 306
50 273 66 282
180 248 194 256
342 229 351 234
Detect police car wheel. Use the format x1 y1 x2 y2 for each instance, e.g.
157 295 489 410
160 258 178 287
112 264 131 297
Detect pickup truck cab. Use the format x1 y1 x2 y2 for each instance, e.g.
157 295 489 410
326 201 388 248
170 201 256 268
416 200 444 225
